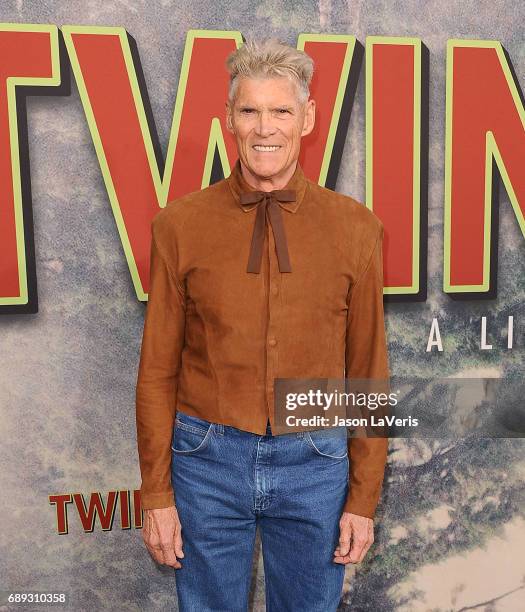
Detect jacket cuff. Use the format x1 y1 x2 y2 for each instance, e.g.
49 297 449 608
139 489 175 510
342 484 383 519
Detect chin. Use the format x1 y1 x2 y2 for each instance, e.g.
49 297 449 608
247 159 285 179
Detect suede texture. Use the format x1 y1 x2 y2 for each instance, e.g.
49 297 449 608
136 158 390 518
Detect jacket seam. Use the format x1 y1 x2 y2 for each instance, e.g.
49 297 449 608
347 224 383 312
201 313 221 420
152 225 186 304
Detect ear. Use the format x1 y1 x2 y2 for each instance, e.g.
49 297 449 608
225 101 234 134
301 98 316 137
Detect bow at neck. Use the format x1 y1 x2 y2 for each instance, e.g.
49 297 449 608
239 189 297 274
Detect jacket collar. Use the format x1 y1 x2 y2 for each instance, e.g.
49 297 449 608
227 158 307 214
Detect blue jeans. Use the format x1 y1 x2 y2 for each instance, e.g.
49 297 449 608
171 411 349 612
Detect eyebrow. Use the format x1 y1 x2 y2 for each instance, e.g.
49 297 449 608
237 105 295 111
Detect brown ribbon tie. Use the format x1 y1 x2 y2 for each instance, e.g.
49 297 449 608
239 189 296 274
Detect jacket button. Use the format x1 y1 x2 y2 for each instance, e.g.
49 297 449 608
268 337 277 347
271 283 279 295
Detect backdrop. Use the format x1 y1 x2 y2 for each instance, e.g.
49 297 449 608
0 1 524 611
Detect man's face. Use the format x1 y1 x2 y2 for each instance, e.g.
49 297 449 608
225 76 315 184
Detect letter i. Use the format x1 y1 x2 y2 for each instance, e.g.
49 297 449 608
507 316 513 349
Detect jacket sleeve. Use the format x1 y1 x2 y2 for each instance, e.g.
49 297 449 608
343 221 390 519
135 218 186 510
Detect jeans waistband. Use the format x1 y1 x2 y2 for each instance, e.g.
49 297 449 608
176 411 301 438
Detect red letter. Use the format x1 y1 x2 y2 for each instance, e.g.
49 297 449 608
49 493 72 535
73 491 118 531
0 25 60 312
366 37 426 297
444 40 525 294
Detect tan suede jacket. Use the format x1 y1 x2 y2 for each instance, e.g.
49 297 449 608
136 158 390 518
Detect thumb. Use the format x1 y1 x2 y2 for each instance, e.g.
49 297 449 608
173 525 184 558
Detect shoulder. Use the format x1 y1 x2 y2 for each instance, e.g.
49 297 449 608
151 178 229 242
306 180 383 240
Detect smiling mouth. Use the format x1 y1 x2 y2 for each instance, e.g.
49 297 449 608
252 145 282 152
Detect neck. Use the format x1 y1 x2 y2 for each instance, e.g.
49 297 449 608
239 159 298 192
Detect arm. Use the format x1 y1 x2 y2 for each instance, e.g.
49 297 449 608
334 221 389 565
135 218 186 510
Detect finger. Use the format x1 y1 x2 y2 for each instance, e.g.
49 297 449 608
337 527 352 557
145 541 165 565
160 540 182 569
144 527 180 567
347 535 368 563
173 527 184 559
350 523 374 563
356 544 371 564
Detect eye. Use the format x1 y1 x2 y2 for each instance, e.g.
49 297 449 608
277 109 289 114
240 108 255 114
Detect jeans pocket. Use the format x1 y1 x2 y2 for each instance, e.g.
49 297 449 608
171 412 213 454
304 428 348 459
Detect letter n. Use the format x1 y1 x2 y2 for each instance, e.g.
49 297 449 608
444 39 525 295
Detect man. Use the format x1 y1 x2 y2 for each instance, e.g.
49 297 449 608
136 38 389 611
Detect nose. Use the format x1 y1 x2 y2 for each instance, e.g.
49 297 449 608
255 110 276 137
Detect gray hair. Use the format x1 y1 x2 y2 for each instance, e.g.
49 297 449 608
226 38 314 104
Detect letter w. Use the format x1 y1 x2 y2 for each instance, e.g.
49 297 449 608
61 28 359 301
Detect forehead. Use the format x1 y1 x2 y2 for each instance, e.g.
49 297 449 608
233 76 301 105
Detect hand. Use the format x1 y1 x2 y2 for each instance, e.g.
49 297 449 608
142 505 184 569
333 511 374 564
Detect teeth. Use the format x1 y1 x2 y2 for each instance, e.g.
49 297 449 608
253 145 281 151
